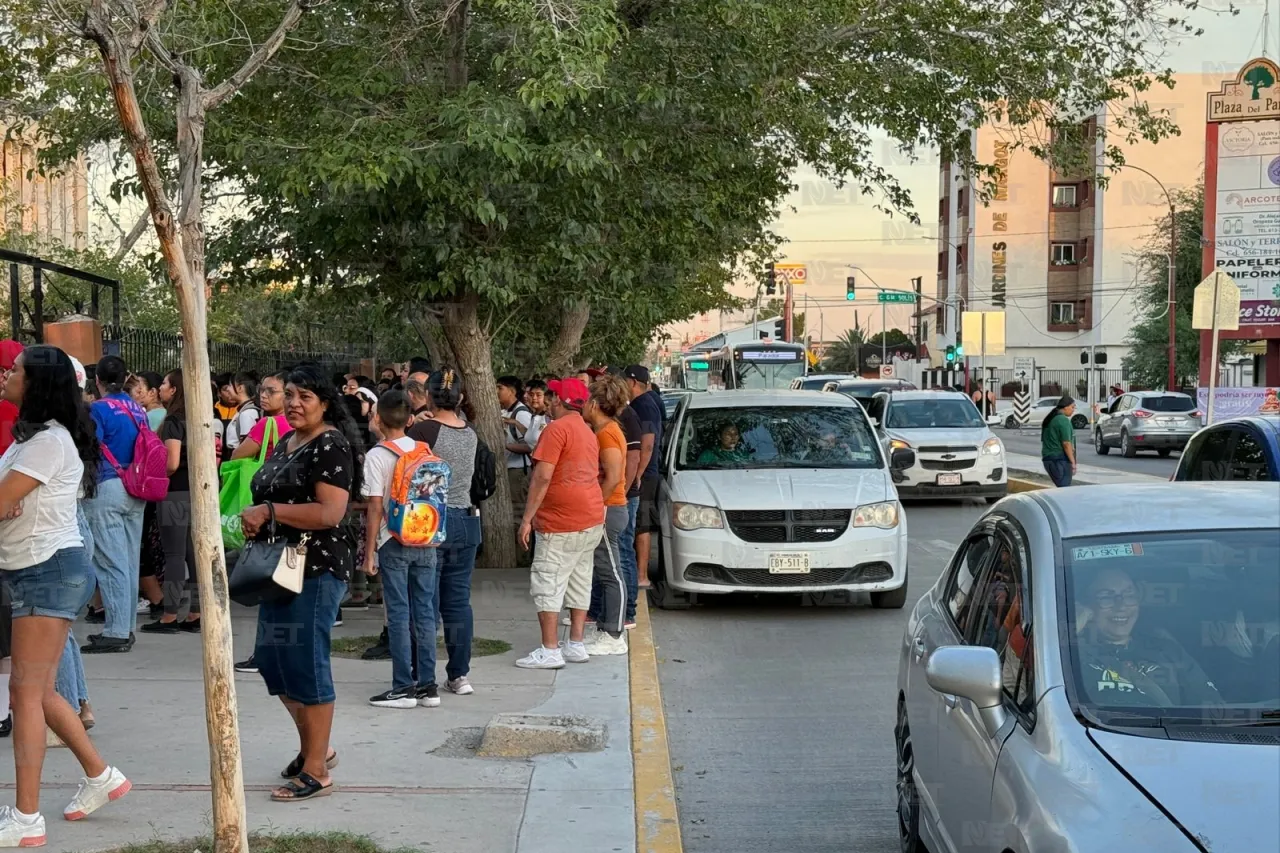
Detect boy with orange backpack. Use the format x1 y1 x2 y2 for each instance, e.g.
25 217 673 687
360 390 451 710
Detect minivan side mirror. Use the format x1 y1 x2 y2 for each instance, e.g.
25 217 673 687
926 646 1008 737
890 448 915 469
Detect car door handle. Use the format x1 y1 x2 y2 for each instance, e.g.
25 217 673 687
912 637 926 660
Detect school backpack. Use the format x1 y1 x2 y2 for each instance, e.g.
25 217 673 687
101 398 170 502
380 440 450 547
471 430 498 504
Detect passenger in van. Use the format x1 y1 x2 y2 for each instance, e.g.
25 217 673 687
696 423 748 466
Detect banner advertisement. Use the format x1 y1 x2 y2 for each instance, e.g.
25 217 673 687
1196 386 1280 421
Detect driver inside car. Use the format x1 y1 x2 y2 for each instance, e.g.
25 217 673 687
696 422 749 466
1074 567 1224 709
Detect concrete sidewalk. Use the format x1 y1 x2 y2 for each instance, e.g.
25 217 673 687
2 570 634 853
1005 451 1165 486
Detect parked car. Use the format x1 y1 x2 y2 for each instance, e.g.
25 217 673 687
863 389 1007 502
897 482 1280 853
1094 391 1199 457
789 373 858 391
651 390 913 609
1004 395 1090 430
1172 414 1279 481
661 389 692 425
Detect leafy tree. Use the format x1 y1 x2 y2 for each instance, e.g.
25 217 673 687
867 328 915 348
821 324 867 373
1122 183 1239 389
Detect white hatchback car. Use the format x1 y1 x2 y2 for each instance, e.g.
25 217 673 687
863 389 1008 502
651 390 913 610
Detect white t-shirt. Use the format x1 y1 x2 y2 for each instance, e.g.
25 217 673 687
526 413 549 450
502 405 533 470
361 435 418 547
0 422 85 570
225 403 261 451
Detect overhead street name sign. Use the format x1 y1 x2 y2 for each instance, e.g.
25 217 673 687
877 291 917 304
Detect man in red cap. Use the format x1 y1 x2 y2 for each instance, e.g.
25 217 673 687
515 377 605 669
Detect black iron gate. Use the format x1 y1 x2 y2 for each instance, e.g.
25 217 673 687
2 247 120 343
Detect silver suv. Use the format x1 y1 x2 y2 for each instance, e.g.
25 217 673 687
1094 391 1200 457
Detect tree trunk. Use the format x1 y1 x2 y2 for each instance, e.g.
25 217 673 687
409 306 458 369
545 299 591 376
440 294 518 569
84 12 248 853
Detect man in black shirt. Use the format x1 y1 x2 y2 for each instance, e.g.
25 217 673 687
624 365 664 590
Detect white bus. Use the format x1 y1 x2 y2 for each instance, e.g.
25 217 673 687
707 342 808 390
674 354 712 391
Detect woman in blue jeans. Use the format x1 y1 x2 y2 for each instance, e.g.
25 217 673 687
1040 395 1078 487
407 368 481 695
0 345 131 846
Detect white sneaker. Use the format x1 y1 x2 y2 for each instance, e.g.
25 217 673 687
515 646 565 669
63 766 131 821
445 677 474 695
560 640 589 663
0 806 46 847
584 632 628 656
135 600 150 615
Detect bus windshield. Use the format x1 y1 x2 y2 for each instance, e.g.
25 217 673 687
682 361 710 391
733 347 806 389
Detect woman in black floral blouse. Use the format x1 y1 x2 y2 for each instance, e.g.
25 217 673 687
240 364 364 802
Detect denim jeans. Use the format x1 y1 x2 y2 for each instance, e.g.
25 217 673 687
380 538 440 691
56 509 94 707
1043 455 1073 487
83 477 146 639
619 496 639 622
438 508 481 681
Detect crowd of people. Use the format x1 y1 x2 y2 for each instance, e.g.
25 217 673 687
0 339 667 843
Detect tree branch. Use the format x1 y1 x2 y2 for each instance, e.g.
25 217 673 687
113 209 151 261
202 0 311 110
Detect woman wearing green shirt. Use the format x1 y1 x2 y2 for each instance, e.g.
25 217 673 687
696 422 747 466
1040 395 1078 486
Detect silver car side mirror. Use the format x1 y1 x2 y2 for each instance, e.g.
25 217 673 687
926 646 1008 737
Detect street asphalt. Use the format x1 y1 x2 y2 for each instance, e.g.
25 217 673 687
997 425 1182 478
651 500 986 853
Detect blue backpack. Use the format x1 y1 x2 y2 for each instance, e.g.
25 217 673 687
380 440 450 547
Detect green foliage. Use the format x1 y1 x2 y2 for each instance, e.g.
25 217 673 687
821 327 867 374
867 328 914 347
1122 183 1239 389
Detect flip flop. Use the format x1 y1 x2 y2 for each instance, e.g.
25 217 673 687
281 750 338 779
271 771 333 802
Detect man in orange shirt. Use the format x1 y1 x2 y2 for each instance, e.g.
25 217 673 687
581 376 630 656
515 378 605 669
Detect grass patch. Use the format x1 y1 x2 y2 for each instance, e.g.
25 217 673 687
331 634 511 659
100 832 414 853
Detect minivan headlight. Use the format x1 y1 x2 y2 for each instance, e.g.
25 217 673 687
853 501 899 529
983 437 1003 456
673 502 724 531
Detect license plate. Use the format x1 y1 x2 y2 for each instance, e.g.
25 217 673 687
1158 417 1177 425
936 472 963 486
768 553 811 574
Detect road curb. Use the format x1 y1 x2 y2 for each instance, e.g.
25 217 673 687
1008 477 1048 493
629 595 683 853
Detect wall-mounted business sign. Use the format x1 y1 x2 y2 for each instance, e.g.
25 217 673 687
1207 57 1280 123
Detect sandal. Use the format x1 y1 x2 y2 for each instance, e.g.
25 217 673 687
280 750 338 779
271 771 333 802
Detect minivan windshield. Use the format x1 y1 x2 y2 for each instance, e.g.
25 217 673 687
1140 396 1196 412
676 405 882 470
885 398 985 429
1063 529 1279 728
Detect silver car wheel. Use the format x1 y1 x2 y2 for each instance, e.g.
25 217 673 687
895 700 923 853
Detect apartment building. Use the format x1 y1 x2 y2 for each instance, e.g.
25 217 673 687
933 73 1220 371
1 133 89 249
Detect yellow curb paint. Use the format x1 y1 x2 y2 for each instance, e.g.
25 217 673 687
1008 477 1048 493
629 595 683 853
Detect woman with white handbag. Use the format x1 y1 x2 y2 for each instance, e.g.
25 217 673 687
238 364 364 803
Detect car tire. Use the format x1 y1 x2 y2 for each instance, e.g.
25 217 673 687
896 699 925 853
1121 430 1137 458
649 538 693 611
1004 415 1017 429
1094 430 1109 455
1072 413 1088 430
872 572 909 610
1157 449 1171 458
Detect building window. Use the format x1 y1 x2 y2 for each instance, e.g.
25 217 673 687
1051 184 1078 207
1051 242 1077 265
1051 302 1075 324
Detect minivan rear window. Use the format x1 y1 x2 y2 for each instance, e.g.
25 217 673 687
1140 396 1195 412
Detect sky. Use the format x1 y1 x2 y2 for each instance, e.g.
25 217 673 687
662 0 1278 352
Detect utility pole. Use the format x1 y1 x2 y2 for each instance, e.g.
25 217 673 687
912 276 923 361
1167 198 1178 391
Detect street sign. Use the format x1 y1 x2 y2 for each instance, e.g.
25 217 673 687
1192 269 1241 331
879 364 895 378
774 263 807 287
877 291 917 304
1013 356 1035 380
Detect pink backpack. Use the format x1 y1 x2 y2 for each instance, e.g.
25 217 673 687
101 398 170 502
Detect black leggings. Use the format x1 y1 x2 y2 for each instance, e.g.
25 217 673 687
159 491 200 616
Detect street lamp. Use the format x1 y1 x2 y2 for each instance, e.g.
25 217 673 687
1115 164 1177 391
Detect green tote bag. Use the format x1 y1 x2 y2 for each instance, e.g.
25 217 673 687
218 417 279 551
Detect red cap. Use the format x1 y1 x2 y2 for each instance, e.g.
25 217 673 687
584 367 607 379
547 377 590 409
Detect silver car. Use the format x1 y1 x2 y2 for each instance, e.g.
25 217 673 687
896 482 1280 853
1094 391 1200 457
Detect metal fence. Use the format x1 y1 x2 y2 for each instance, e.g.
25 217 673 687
102 325 366 378
972 367 1133 398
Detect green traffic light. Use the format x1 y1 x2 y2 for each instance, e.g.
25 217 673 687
845 292 855 300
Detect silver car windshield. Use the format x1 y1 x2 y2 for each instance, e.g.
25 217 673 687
675 406 882 471
1063 530 1280 725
